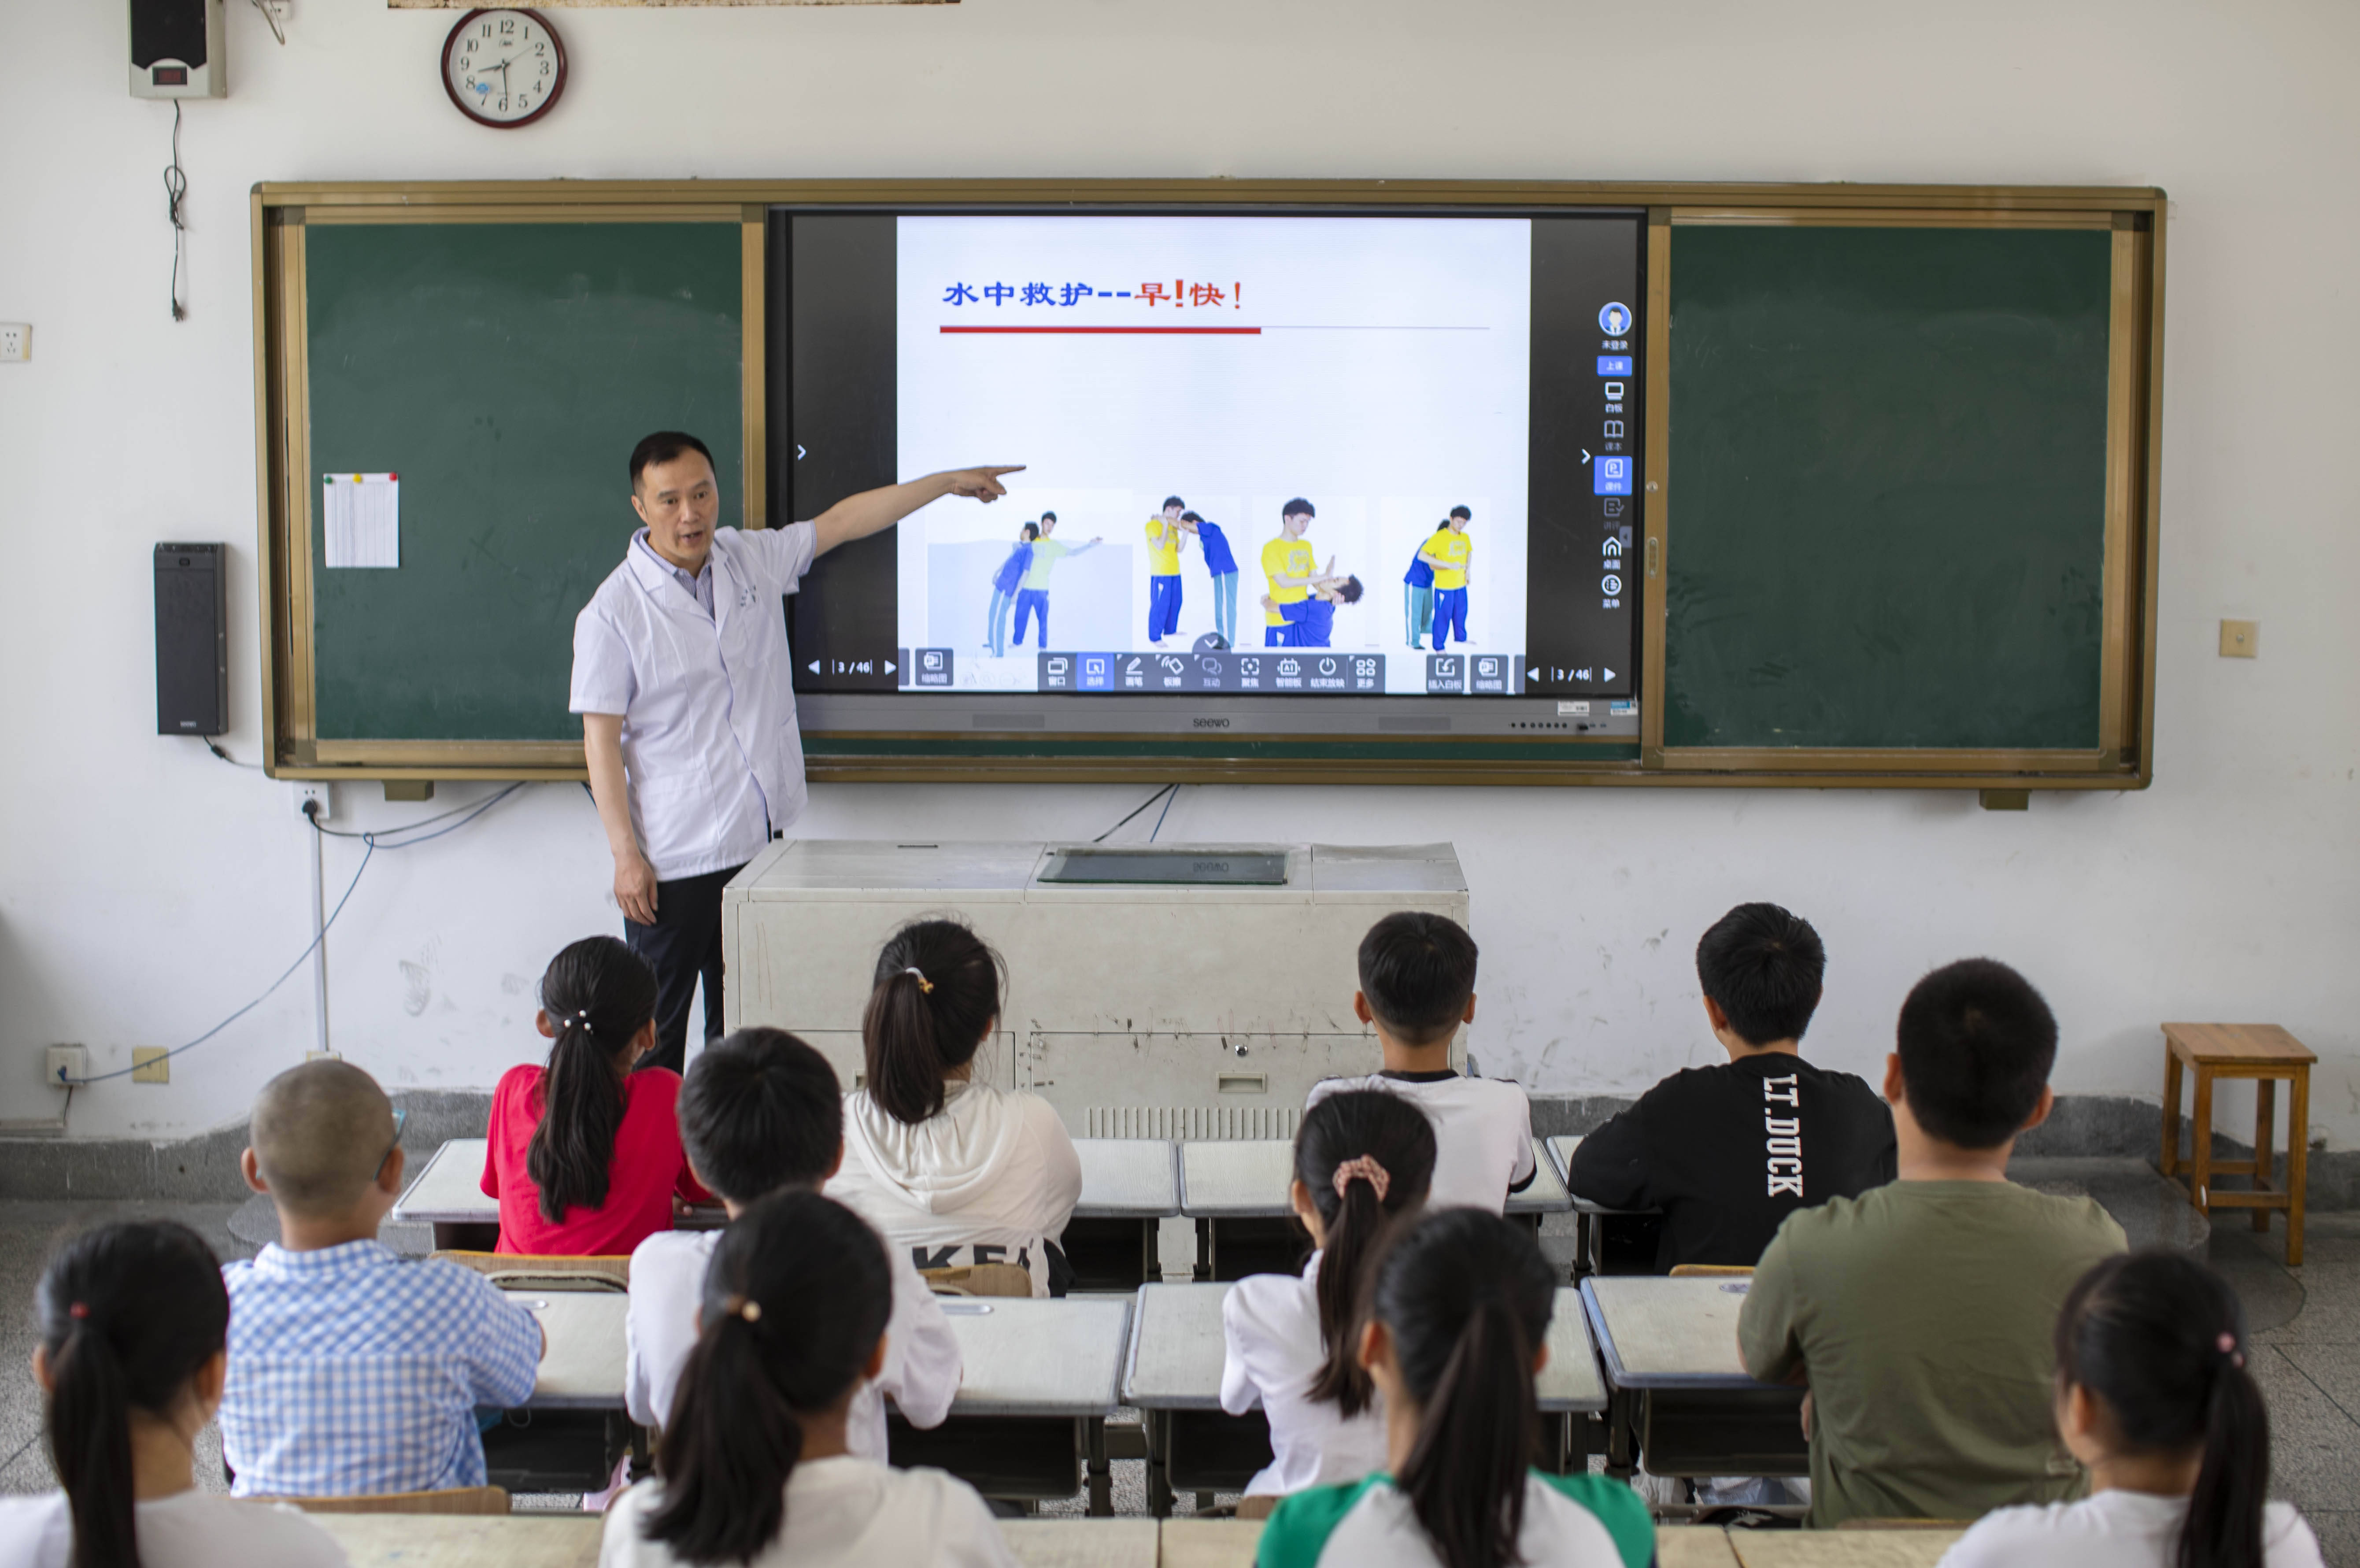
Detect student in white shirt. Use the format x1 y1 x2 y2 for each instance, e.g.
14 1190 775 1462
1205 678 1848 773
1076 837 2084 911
1306 913 1535 1214
1223 1089 1438 1509
1256 1208 1650 1568
0 1220 343 1568
603 1191 1014 1568
1940 1250 2326 1568
626 1028 960 1454
825 920 1083 1297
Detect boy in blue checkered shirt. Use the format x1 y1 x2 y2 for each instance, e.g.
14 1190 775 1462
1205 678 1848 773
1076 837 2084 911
220 1060 545 1497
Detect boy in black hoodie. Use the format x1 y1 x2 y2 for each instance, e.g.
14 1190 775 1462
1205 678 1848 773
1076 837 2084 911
1569 902 1895 1270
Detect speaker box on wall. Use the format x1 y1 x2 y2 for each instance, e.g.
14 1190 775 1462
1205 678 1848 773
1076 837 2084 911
155 543 227 736
130 0 226 99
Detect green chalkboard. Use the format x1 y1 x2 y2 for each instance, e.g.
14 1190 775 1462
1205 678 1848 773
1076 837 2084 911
1663 225 2113 751
304 222 743 741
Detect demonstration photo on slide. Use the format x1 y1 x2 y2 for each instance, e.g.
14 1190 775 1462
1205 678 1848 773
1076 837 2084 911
893 216 1531 695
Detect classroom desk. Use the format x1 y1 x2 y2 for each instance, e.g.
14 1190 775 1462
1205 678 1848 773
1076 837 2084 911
1002 1518 1160 1568
396 1136 1175 1278
1157 1518 1264 1568
1545 1135 1664 1280
392 1137 498 1250
1658 1528 1746 1568
1065 1138 1184 1291
1579 1276 1808 1479
482 1290 636 1494
1121 1281 1609 1516
1178 1136 1572 1279
889 1296 1134 1517
310 1514 601 1568
1727 1532 1964 1568
508 1292 628 1409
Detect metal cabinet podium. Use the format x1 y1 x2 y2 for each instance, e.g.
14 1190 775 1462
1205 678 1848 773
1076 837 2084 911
722 841 1469 1141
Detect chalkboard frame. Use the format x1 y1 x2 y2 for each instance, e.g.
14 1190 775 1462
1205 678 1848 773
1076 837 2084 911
252 180 2163 790
1640 207 2157 777
253 194 768 778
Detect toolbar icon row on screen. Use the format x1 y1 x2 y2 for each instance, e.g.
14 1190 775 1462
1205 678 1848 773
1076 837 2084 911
1036 651 1385 693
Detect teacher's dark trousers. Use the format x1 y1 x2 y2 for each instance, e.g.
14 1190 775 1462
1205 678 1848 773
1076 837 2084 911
624 862 745 1076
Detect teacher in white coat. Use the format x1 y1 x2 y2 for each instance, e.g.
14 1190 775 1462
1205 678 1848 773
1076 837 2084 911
572 431 1021 1072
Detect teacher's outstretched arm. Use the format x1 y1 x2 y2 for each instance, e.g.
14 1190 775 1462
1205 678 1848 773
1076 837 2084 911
583 712 658 926
813 466 1026 558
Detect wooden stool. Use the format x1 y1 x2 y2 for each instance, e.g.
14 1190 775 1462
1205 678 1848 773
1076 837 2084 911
2160 1023 2316 1265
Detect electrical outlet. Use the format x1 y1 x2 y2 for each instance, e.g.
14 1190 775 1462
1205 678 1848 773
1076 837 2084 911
132 1048 170 1084
292 781 331 823
0 324 28 363
43 1046 89 1087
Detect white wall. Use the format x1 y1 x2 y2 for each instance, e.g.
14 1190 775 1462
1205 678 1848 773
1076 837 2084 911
1 0 2353 1143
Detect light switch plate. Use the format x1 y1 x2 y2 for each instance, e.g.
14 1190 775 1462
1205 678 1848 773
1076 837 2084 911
2219 619 2259 658
132 1048 170 1084
0 325 28 362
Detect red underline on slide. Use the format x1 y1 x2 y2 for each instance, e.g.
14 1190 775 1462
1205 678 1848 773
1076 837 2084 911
938 325 1263 335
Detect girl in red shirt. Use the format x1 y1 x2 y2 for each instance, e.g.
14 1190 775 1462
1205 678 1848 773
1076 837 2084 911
483 937 709 1255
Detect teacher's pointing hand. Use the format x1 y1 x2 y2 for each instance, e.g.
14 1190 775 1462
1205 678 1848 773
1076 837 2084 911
813 464 1029 556
945 465 1025 502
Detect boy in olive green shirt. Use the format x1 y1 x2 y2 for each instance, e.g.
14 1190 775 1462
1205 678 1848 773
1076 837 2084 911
1738 958 2125 1528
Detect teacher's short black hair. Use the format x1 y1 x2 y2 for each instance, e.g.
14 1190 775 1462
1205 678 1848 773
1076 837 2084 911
1358 911 1478 1048
1039 510 1058 524
630 431 715 487
1163 495 1187 511
1695 903 1825 1047
1282 497 1317 519
1896 958 2057 1149
1449 505 1472 520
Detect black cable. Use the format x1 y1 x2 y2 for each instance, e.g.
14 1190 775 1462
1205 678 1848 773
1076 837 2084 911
197 736 263 770
59 783 528 1087
310 782 525 848
1093 784 1177 844
1149 784 1181 842
164 102 188 322
60 837 375 1086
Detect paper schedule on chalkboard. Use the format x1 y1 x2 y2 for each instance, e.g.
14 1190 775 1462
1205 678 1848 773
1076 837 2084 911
322 473 399 569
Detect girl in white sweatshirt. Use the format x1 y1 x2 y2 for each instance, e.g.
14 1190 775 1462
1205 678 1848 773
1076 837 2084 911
825 919 1082 1297
1939 1250 2324 1568
1222 1089 1437 1504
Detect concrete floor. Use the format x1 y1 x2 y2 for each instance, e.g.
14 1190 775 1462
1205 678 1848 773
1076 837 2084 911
0 1199 2352 1560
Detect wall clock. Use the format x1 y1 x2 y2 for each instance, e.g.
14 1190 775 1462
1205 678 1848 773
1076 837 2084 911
441 8 567 129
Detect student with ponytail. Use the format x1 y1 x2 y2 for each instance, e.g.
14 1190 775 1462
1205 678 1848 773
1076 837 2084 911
0 1221 342 1568
1256 1209 1651 1568
1940 1250 2325 1568
484 935 710 1254
602 1191 1013 1568
1221 1089 1437 1506
824 919 1081 1296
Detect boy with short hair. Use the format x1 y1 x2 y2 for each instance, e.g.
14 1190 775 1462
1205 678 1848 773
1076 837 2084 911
1569 902 1895 1269
1738 958 2127 1528
1306 911 1535 1213
222 1061 544 1497
625 1027 962 1451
